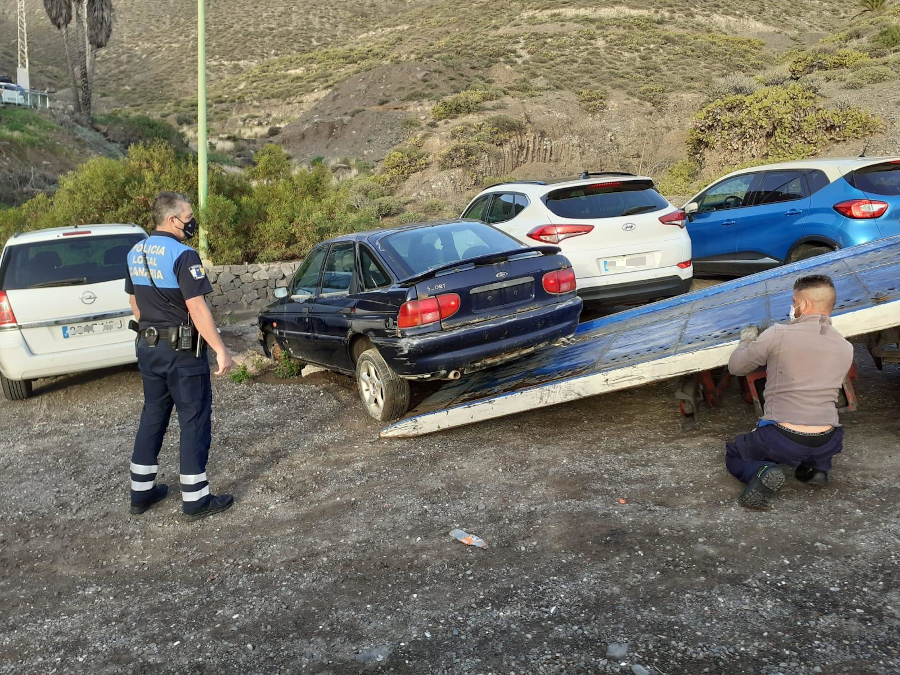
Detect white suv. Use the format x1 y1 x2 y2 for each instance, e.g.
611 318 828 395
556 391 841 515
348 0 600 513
0 224 146 400
462 173 693 305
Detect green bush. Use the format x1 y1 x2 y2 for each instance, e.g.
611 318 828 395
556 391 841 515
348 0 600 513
873 25 900 51
437 142 487 170
431 87 503 120
847 65 897 87
94 114 188 152
249 143 292 182
788 49 870 78
399 211 425 224
377 146 429 186
576 88 608 113
229 364 252 384
449 115 524 145
373 196 403 217
687 85 882 168
274 352 304 379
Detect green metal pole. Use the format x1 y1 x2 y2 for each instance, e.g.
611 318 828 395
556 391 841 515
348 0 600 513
197 0 210 259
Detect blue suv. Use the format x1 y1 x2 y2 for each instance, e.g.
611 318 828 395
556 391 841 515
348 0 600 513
684 158 900 276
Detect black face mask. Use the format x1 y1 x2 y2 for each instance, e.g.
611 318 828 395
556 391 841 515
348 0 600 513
175 216 197 239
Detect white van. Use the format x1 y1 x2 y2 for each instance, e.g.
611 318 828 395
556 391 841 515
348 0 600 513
0 83 26 106
0 224 146 399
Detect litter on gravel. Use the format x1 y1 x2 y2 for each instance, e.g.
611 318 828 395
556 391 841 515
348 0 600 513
449 528 488 548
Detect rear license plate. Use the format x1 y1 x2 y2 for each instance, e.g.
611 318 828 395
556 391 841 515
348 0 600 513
471 278 534 312
602 255 649 273
61 319 125 339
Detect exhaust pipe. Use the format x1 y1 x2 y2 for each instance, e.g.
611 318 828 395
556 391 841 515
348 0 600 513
448 370 462 380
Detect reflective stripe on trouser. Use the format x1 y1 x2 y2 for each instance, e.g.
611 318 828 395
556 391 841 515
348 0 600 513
130 339 212 503
130 462 159 493
180 472 210 502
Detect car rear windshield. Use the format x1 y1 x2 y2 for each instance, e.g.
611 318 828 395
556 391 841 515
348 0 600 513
849 162 900 196
544 179 669 219
378 222 522 278
0 233 145 291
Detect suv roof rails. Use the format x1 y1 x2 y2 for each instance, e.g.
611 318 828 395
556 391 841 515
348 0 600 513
579 171 636 179
486 179 549 188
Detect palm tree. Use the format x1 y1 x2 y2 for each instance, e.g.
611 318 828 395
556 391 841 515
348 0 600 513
41 0 115 116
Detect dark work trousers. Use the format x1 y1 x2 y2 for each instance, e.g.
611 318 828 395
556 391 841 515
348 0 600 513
130 339 213 510
725 423 844 484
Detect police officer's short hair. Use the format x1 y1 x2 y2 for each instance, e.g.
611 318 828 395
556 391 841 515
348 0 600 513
152 191 191 228
794 275 835 293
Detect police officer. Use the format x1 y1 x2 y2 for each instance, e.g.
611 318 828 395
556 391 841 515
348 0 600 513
125 191 235 520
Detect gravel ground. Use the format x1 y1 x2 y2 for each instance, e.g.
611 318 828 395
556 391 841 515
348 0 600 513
1 326 899 675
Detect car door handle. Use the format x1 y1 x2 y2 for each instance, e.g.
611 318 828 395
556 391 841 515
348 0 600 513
783 209 803 216
722 220 736 227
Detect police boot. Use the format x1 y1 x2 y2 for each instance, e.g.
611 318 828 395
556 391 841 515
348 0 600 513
182 493 234 521
739 465 785 510
130 483 169 515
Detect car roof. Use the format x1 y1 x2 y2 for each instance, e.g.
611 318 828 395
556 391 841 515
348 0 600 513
713 156 900 184
478 173 655 196
4 223 146 247
316 220 498 248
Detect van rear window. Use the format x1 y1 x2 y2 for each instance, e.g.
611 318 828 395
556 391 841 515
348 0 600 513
544 180 669 219
0 233 145 291
849 163 900 196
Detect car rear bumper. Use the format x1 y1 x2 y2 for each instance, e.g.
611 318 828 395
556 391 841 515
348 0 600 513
577 274 692 305
372 296 583 378
0 328 137 380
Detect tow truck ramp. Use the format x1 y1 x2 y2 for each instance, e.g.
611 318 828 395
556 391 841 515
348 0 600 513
381 234 900 438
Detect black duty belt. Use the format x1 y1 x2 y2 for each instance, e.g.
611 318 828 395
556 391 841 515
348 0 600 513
140 326 179 340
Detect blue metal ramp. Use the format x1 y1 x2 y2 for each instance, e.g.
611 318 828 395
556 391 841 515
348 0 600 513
381 234 900 438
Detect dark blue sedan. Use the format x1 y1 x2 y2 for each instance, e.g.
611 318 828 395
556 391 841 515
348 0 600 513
257 220 582 420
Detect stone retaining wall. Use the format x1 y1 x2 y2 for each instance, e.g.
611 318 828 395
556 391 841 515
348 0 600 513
207 261 301 315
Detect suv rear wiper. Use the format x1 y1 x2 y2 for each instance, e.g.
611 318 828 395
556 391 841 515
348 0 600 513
621 204 658 216
27 277 88 289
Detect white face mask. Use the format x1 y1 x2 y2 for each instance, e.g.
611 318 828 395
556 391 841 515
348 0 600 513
789 304 796 322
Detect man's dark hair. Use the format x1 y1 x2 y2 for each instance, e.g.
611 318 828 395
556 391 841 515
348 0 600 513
151 191 190 228
793 274 835 293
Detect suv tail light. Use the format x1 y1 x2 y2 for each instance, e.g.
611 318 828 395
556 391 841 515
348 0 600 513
833 199 888 219
542 268 577 294
659 210 686 228
677 260 692 269
527 224 594 244
62 230 92 236
398 293 461 329
0 291 17 326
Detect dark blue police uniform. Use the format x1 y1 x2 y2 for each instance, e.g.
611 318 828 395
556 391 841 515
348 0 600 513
125 231 217 515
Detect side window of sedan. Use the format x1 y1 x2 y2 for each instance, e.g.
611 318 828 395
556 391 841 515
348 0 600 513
359 246 391 290
462 195 491 221
698 173 756 213
291 246 327 296
320 243 356 295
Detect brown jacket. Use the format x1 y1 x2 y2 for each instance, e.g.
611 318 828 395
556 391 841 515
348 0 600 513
728 314 854 426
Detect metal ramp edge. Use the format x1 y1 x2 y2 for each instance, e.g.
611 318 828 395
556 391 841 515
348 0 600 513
380 234 900 438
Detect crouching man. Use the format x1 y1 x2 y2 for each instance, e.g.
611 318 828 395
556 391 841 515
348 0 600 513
726 274 854 509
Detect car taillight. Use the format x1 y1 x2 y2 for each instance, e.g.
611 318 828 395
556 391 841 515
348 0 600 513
659 210 687 228
542 268 577 294
0 291 16 326
833 199 888 219
527 224 594 244
677 260 692 269
398 293 460 329
62 230 92 236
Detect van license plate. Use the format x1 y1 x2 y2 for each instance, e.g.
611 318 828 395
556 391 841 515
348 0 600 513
61 319 125 339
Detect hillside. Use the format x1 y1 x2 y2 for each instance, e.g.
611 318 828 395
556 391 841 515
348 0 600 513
2 0 900 213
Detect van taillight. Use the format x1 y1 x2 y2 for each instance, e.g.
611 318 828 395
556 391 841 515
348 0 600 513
542 268 577 294
833 200 888 219
0 291 17 326
398 293 461 329
527 224 594 244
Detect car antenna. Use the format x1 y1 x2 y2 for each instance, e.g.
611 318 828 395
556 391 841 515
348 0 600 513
859 138 870 158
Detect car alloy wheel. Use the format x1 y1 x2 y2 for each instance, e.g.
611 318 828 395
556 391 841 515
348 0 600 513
355 348 411 422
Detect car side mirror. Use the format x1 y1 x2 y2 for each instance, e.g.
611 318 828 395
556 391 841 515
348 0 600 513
290 289 313 301
273 287 288 299
684 202 699 221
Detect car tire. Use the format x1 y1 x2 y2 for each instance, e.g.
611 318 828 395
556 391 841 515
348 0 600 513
1 373 32 401
788 243 834 263
355 348 410 422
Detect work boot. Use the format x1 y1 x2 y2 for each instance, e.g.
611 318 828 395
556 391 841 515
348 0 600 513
795 465 829 486
182 493 234 521
130 483 169 515
739 465 785 510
